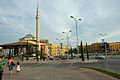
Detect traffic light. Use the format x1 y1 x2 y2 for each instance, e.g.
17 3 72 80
102 43 109 52
102 43 105 52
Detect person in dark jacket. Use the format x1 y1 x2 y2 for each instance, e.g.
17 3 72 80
0 56 6 80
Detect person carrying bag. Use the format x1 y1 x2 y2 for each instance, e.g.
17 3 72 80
8 57 15 76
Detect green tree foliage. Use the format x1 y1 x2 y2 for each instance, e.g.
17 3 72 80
9 45 11 59
20 45 24 62
72 48 77 54
86 43 89 60
40 47 43 60
26 44 33 60
80 41 84 61
70 47 73 59
36 48 39 61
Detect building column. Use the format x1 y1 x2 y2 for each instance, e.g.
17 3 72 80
13 48 14 58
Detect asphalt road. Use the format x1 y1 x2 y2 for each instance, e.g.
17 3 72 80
72 55 120 73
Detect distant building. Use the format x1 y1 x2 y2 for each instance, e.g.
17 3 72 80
82 42 108 53
109 42 120 53
0 33 49 56
82 42 120 54
49 44 68 56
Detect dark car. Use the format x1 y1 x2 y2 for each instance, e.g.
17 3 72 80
61 55 67 60
49 56 54 60
54 56 59 60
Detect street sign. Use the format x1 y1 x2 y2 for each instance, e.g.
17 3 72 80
58 46 59 51
102 39 104 43
61 43 62 49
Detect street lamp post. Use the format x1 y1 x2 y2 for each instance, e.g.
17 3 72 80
70 16 82 55
56 38 64 56
62 30 71 47
100 34 108 71
62 30 71 59
100 34 107 56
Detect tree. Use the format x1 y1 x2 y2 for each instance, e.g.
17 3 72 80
72 48 77 54
43 52 46 61
80 41 84 61
36 48 39 61
26 44 30 60
86 43 89 60
20 45 24 62
70 47 73 59
40 47 43 60
26 44 33 61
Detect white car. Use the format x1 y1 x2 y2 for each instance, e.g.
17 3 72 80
95 54 105 59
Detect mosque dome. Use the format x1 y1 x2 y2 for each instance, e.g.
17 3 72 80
24 34 35 38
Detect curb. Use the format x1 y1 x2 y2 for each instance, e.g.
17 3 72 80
74 60 98 63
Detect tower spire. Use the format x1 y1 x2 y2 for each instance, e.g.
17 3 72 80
37 3 39 16
36 3 39 19
36 3 40 50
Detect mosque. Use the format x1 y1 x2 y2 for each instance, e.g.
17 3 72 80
0 5 49 57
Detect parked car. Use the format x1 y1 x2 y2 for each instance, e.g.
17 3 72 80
54 56 59 60
95 54 105 59
61 55 67 60
49 56 54 60
79 54 86 58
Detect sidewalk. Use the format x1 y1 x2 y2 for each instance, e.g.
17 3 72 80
60 58 98 63
2 59 118 80
78 68 119 80
13 58 98 64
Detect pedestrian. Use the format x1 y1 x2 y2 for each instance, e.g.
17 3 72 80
2 55 5 60
0 56 6 80
16 62 21 76
8 57 15 76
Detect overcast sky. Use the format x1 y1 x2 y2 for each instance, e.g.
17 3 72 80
0 0 120 47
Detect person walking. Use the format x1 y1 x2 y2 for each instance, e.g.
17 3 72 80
16 62 21 76
8 57 15 76
0 56 6 80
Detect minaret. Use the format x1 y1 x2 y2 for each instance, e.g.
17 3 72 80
36 4 40 50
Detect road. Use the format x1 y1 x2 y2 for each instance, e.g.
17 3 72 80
72 55 120 73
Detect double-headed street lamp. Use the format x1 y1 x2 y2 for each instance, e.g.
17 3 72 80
100 34 107 54
62 30 71 47
56 38 64 43
100 34 107 41
70 16 82 54
56 38 64 56
100 33 108 71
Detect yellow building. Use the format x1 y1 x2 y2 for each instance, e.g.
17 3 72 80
49 44 68 56
82 42 109 53
82 43 104 53
82 42 120 54
109 42 120 53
